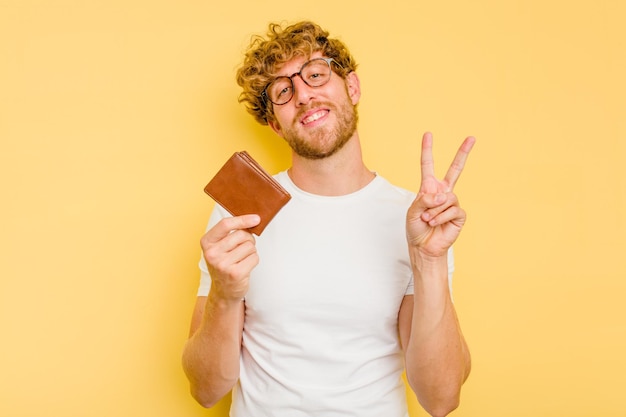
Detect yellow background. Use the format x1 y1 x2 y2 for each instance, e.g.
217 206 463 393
1 1 624 416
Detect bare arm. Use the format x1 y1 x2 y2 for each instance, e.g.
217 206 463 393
401 133 474 417
181 214 260 408
182 295 244 407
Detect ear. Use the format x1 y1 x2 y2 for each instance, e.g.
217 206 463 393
268 119 284 138
345 72 361 105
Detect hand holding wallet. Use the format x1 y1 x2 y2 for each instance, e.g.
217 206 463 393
204 151 291 235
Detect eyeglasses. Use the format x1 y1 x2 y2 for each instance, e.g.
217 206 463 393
262 57 342 106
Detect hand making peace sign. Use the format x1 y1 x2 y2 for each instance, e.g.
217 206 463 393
406 132 476 258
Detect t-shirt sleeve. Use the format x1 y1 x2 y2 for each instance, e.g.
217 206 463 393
447 246 455 300
197 204 231 297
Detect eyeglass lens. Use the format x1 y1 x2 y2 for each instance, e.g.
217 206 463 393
266 58 332 105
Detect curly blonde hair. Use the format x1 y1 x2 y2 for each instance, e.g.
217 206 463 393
236 21 358 125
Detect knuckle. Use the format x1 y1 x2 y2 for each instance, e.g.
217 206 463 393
202 245 219 263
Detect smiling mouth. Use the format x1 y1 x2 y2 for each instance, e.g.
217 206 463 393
301 110 328 125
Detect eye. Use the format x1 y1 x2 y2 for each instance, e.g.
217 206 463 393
277 86 292 98
268 78 293 102
303 60 331 86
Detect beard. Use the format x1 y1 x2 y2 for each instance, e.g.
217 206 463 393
280 99 358 160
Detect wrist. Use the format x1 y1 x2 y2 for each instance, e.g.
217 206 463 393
410 247 448 270
208 287 245 310
197 291 245 334
410 248 450 289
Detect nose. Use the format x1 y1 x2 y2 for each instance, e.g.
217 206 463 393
291 75 316 105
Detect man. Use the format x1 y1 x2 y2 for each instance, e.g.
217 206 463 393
182 21 474 417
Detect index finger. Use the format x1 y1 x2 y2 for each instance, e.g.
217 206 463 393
206 214 261 243
420 132 436 179
444 136 476 191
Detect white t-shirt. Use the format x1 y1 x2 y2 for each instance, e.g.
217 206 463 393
198 171 454 417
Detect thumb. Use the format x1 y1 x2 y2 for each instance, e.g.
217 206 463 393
412 192 446 211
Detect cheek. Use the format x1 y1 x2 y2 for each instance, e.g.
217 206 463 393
273 107 296 129
268 116 285 137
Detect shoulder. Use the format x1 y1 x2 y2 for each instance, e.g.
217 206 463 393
371 174 416 204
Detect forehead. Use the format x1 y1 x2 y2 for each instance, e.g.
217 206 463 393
275 51 324 76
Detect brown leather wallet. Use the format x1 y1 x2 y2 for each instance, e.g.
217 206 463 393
204 151 291 235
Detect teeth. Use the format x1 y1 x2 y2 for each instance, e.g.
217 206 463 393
302 110 326 124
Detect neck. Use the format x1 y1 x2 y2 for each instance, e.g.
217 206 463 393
288 135 375 196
